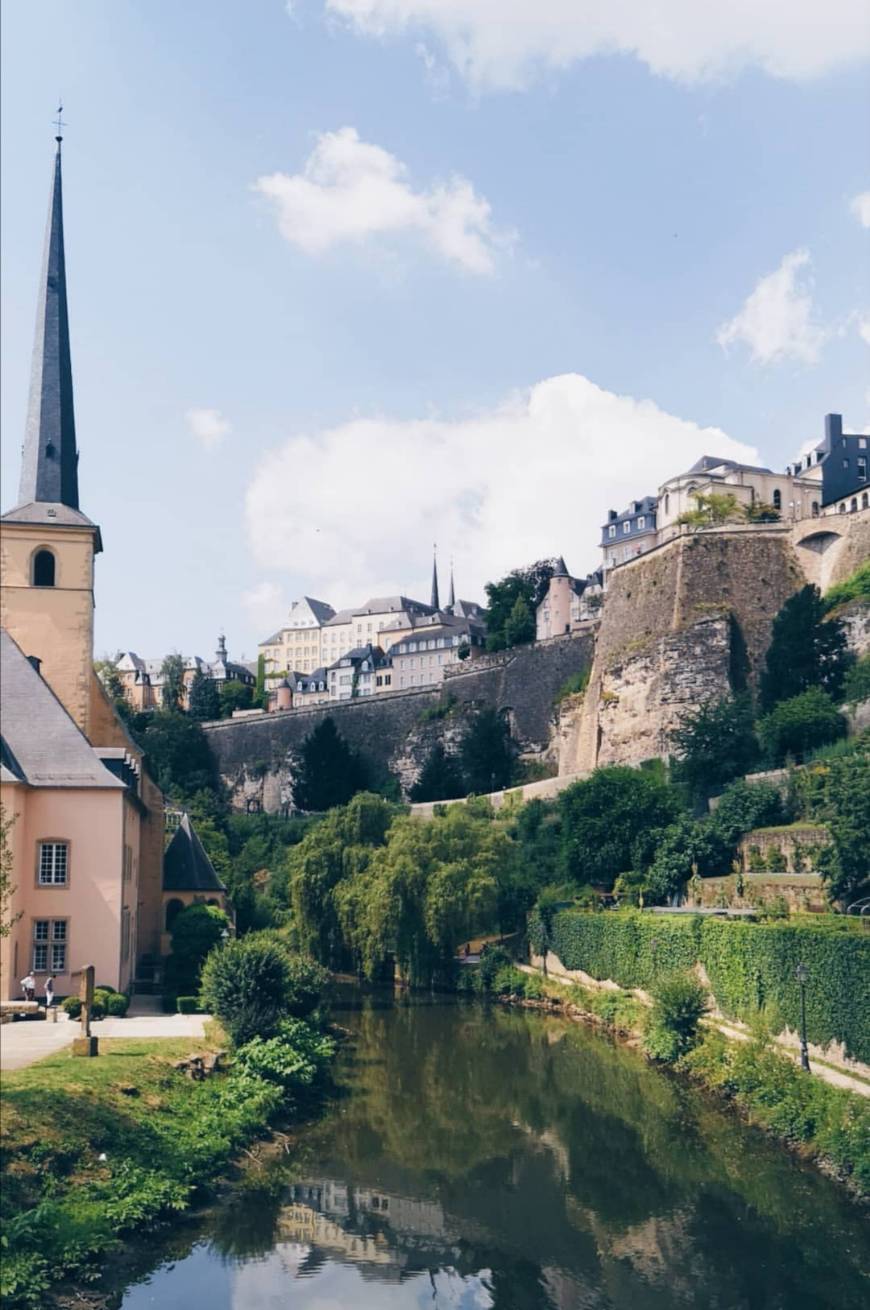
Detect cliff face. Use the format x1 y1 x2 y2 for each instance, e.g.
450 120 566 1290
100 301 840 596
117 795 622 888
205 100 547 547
204 632 594 811
564 514 869 775
205 514 868 807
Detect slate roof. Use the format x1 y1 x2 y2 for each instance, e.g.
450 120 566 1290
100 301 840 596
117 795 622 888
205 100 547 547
323 607 356 627
163 814 226 893
0 629 123 789
301 597 336 623
685 456 773 477
351 596 433 617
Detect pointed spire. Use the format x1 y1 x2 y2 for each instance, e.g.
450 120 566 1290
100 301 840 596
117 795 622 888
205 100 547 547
447 558 456 612
430 545 440 611
553 555 569 578
17 134 79 510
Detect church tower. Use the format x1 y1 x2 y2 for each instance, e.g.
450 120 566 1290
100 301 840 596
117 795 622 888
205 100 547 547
0 134 102 736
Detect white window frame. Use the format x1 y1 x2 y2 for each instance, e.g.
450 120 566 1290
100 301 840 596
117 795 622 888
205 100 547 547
38 841 69 886
32 918 67 973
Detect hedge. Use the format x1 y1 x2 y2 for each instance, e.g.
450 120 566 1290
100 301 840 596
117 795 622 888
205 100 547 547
700 919 870 1064
533 909 870 1063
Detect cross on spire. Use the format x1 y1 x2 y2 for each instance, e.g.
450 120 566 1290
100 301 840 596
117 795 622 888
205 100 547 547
53 103 66 142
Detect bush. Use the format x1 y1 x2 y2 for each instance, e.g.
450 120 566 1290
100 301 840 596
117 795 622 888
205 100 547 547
176 996 199 1014
233 1019 335 1096
199 935 325 1047
478 944 512 990
105 992 129 1017
644 971 707 1062
842 655 870 706
758 689 847 763
491 964 530 996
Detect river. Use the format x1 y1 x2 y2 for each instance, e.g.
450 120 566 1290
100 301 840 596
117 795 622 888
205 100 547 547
118 990 867 1310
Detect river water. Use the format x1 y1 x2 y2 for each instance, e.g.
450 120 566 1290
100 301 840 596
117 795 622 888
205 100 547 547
119 991 867 1310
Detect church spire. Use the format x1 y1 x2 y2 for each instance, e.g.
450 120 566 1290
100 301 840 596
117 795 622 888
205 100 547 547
447 558 455 612
17 129 79 510
430 545 440 611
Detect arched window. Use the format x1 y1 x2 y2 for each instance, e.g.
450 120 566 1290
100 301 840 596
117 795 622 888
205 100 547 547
851 498 858 513
32 549 56 587
165 898 184 931
839 503 846 514
811 501 819 518
772 489 782 511
862 493 869 510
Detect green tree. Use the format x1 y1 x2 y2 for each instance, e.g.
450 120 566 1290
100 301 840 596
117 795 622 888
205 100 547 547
199 935 325 1046
758 688 847 763
254 653 267 708
409 744 466 802
292 717 369 812
138 711 217 797
460 708 513 794
669 694 759 804
842 655 870 707
484 560 554 651
644 972 708 1061
503 595 535 648
188 669 221 721
707 778 784 847
644 817 730 902
160 652 186 710
94 653 133 722
219 679 254 717
558 766 681 886
816 753 870 903
0 805 21 939
760 585 850 711
676 491 744 528
165 903 230 997
288 793 394 966
744 501 781 523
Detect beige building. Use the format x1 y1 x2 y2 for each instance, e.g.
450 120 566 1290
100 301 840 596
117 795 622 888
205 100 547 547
656 456 821 538
535 558 602 639
388 617 485 690
115 637 254 712
260 597 336 691
0 138 164 1000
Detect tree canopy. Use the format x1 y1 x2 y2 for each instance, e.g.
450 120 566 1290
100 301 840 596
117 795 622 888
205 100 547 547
460 707 514 794
484 560 555 651
760 585 849 712
669 694 758 804
188 669 221 721
558 766 681 885
409 743 466 802
292 717 369 812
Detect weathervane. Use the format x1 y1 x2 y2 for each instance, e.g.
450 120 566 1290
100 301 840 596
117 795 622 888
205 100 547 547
53 102 66 142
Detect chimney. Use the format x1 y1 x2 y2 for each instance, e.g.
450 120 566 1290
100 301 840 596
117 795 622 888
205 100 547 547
608 509 617 522
27 655 42 675
824 414 843 451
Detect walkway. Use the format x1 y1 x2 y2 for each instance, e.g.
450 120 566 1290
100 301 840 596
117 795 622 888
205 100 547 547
0 1004 209 1073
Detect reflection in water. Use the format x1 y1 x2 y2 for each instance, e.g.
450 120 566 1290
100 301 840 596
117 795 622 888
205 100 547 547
120 993 868 1310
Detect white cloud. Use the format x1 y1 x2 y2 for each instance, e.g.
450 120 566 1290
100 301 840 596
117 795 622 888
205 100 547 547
857 316 870 347
186 407 231 450
850 192 870 228
716 249 826 365
253 127 511 274
325 0 870 90
243 581 288 630
245 372 758 608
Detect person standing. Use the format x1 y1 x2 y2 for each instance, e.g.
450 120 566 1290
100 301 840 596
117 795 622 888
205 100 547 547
44 976 55 1009
20 973 36 1003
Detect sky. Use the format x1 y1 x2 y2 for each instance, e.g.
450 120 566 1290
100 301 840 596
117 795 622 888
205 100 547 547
1 1 868 662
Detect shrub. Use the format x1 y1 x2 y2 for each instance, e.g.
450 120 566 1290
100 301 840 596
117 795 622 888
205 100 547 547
478 944 512 990
491 964 529 996
199 935 325 1047
758 688 847 763
644 971 707 1062
176 996 199 1014
233 1018 335 1095
105 992 129 1017
842 655 870 706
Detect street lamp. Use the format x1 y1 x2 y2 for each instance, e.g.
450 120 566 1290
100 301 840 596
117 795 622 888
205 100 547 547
220 928 230 947
795 962 810 1072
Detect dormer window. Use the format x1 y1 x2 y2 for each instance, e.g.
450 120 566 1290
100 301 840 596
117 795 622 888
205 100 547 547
608 525 616 539
637 516 645 530
32 549 56 587
623 521 631 534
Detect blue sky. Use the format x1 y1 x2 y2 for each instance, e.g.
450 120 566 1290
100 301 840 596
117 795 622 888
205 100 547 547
1 1 868 661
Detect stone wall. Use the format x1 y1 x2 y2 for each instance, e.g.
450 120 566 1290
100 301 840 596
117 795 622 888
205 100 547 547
203 631 594 811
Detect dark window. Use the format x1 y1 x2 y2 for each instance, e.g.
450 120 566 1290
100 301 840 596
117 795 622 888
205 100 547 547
165 898 185 931
811 501 819 517
772 489 782 510
32 550 55 587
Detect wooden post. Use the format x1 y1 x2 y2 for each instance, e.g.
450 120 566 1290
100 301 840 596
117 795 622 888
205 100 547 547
72 964 98 1057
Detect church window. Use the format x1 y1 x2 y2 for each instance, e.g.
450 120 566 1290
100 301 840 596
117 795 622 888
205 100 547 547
772 489 782 510
32 548 56 587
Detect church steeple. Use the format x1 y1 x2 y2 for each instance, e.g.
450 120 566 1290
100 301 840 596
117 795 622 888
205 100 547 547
430 546 440 611
17 133 80 511
447 559 455 612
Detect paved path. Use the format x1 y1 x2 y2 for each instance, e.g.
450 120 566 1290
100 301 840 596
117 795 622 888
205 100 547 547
0 1010 209 1073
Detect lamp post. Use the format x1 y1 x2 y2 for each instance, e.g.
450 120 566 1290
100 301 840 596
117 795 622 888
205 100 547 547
795 962 810 1072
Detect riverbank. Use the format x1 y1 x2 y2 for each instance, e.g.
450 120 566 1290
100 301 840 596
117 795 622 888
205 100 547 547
0 1024 336 1309
489 971 870 1200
